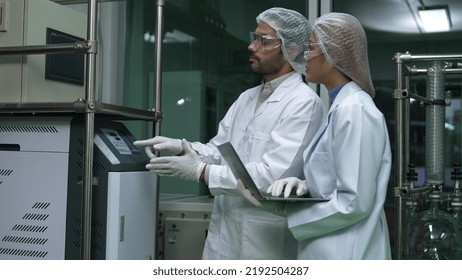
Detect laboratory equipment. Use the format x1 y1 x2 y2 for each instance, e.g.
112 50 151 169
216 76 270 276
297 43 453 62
393 53 462 259
0 116 157 260
404 191 462 259
157 194 213 260
449 164 462 223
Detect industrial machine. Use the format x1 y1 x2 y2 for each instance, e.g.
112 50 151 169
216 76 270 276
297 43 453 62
0 116 157 260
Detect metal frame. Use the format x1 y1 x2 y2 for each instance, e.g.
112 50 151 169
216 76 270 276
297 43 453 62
0 0 164 260
393 51 462 259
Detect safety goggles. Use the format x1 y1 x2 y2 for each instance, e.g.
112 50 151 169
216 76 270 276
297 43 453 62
303 41 321 61
249 31 281 51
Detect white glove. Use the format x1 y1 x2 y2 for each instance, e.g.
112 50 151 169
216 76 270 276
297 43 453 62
267 177 309 198
145 139 206 182
236 179 286 217
133 136 183 159
236 179 261 207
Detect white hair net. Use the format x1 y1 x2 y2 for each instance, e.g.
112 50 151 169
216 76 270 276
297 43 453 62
257 7 311 75
313 13 375 97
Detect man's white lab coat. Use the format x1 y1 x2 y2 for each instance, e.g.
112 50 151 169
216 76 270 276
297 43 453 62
191 73 325 259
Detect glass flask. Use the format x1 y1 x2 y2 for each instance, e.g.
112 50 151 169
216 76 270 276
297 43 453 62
404 192 462 260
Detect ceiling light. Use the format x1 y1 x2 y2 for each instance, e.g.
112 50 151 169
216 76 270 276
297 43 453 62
418 5 451 32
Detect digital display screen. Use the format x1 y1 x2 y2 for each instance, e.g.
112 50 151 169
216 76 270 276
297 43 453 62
45 28 85 86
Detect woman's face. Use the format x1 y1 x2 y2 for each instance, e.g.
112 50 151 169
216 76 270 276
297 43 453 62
304 33 327 84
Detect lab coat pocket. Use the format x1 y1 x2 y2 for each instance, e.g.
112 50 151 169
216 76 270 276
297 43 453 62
241 212 288 259
249 131 270 157
307 151 335 198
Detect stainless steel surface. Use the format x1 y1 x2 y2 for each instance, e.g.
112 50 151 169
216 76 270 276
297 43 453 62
52 0 129 4
0 42 89 56
153 0 165 261
0 100 160 120
393 52 407 259
81 0 98 261
399 53 462 62
154 0 165 143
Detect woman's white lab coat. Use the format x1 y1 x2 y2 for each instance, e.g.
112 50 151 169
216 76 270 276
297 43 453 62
287 81 392 259
191 73 325 259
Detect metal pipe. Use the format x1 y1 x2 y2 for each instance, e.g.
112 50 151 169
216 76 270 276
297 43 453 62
81 0 99 260
397 52 462 62
393 52 409 260
397 73 412 260
409 67 462 75
53 0 128 4
153 0 165 260
154 0 164 138
0 42 89 56
444 68 462 74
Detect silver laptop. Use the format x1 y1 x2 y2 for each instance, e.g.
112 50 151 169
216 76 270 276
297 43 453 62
217 142 329 202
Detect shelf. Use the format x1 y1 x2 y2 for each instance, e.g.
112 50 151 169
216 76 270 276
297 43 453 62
0 100 161 121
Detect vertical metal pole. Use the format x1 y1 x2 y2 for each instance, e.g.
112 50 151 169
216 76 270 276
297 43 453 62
81 0 98 260
153 0 165 259
393 52 407 260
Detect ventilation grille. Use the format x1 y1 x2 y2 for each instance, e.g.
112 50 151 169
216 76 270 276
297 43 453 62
0 169 13 185
76 138 106 171
76 159 106 170
0 248 48 258
22 213 49 221
71 217 104 253
2 236 48 245
32 202 51 210
0 202 51 259
0 125 58 133
11 224 48 233
0 169 13 176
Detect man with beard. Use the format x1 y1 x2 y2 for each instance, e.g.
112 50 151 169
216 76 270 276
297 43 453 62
134 7 325 259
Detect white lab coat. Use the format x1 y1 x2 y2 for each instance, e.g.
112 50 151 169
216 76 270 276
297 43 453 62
286 81 392 259
191 73 325 259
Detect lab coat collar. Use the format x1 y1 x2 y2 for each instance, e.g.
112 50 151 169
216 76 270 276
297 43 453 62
328 81 362 111
248 72 302 102
328 83 346 101
266 72 303 103
247 72 304 123
261 71 293 94
304 81 362 158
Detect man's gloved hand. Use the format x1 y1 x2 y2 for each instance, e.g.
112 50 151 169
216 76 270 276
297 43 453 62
236 179 262 207
133 136 183 159
236 179 286 217
267 177 309 198
145 139 206 182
